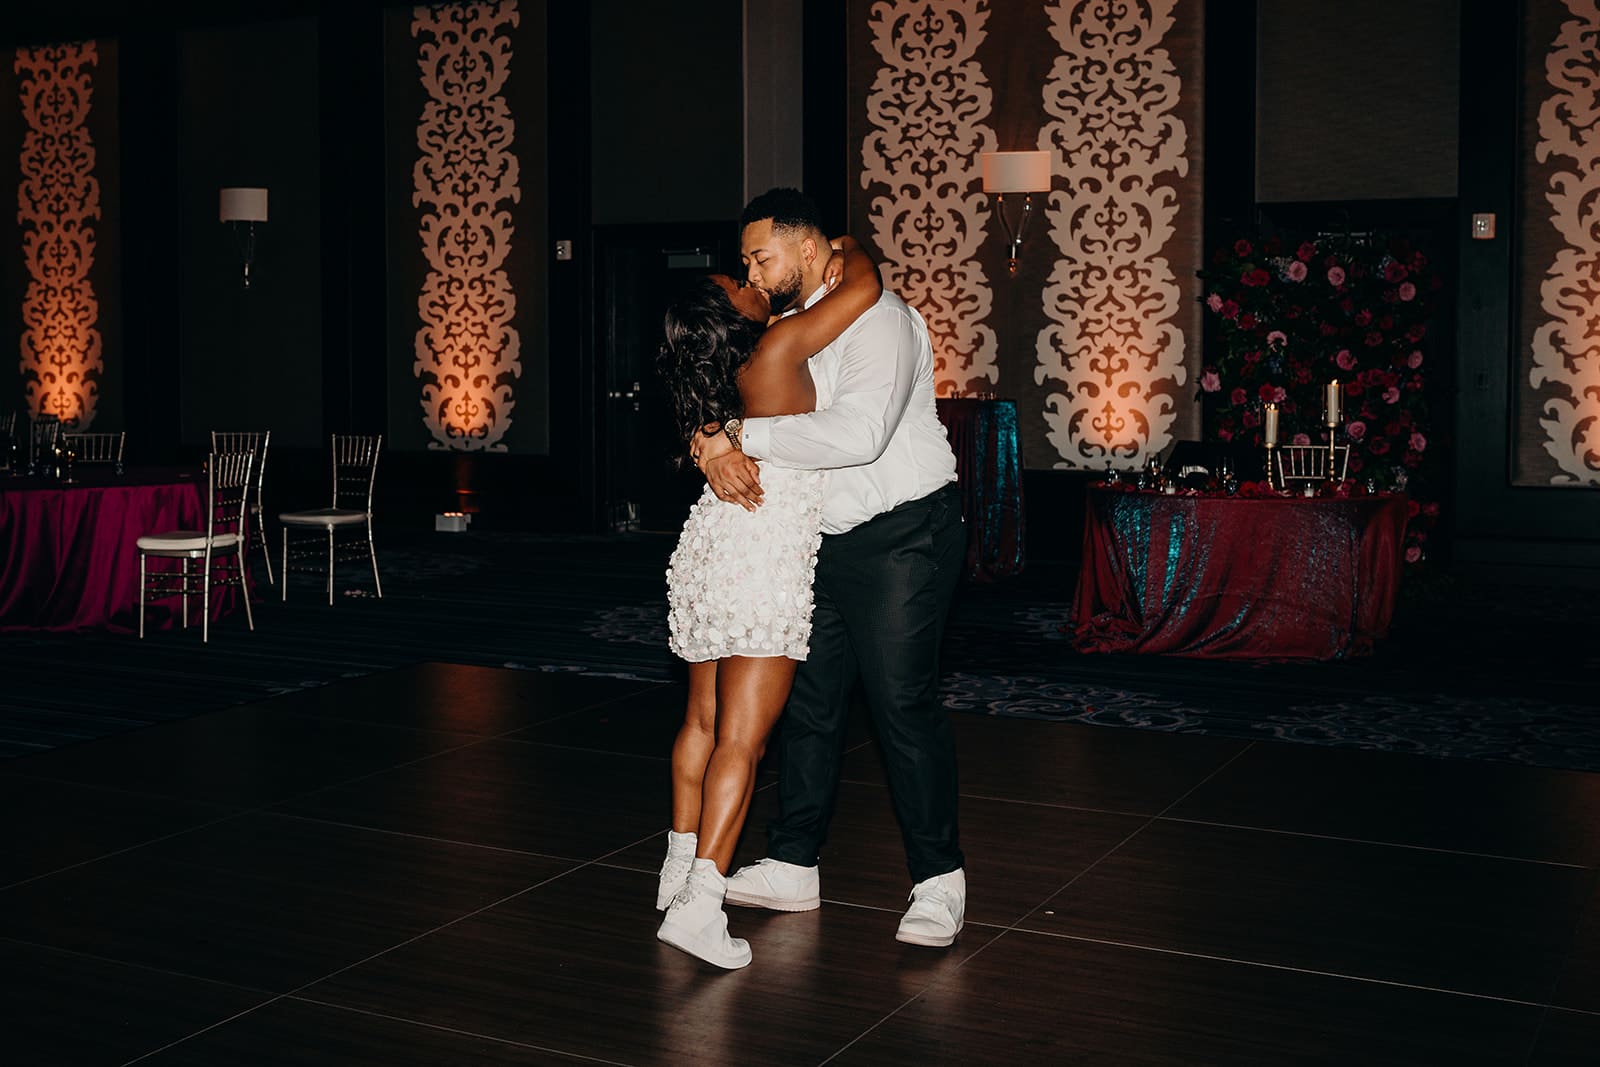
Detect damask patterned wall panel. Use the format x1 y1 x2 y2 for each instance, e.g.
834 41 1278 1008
858 0 999 395
1517 0 1600 487
848 0 1203 469
14 41 106 429
409 2 523 452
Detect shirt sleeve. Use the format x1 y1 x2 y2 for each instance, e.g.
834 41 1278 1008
740 303 917 471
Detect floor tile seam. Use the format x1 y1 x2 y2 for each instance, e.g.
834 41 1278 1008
0 806 263 893
278 994 637 1066
490 681 680 737
1010 927 1561 1010
1533 865 1600 1010
0 934 280 1001
260 809 605 866
817 922 1018 1066
1155 815 1595 870
832 773 1159 818
271 857 623 1015
1027 743 1262 913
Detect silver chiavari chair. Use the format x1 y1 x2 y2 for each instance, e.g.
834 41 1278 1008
211 430 273 584
136 450 257 643
278 434 383 605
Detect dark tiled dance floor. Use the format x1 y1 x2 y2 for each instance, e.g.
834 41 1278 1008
4 662 1599 1065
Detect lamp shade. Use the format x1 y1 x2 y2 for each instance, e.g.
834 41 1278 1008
980 151 1052 194
219 187 269 222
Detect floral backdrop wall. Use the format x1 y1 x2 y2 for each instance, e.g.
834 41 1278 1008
1199 235 1442 563
847 0 1204 470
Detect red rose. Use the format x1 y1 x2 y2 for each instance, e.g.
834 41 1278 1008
1230 387 1248 406
1407 323 1427 342
1297 242 1317 262
1370 437 1391 455
1241 268 1271 287
1234 239 1253 256
1258 384 1278 402
1239 313 1257 330
1365 331 1384 347
1385 262 1408 283
1221 300 1240 320
1354 309 1372 327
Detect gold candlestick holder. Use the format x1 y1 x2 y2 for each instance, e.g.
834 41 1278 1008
1264 440 1278 490
1324 420 1341 482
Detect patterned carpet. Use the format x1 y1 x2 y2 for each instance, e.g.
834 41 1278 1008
3 528 1597 773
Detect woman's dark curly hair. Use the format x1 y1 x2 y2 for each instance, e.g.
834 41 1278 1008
657 276 764 449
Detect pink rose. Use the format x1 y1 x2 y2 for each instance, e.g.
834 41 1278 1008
1286 260 1308 282
1407 350 1423 369
1327 266 1346 286
1404 546 1421 564
1383 386 1401 405
1346 420 1366 441
1409 432 1427 452
1200 370 1221 392
1271 385 1287 403
1335 349 1356 371
1207 293 1224 312
1398 281 1416 302
1266 330 1287 348
1291 433 1311 446
1230 387 1248 406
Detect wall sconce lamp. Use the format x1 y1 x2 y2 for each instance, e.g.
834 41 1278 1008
980 151 1052 275
219 187 269 289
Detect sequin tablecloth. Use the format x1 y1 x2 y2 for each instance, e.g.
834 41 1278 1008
1071 486 1409 659
936 398 1025 581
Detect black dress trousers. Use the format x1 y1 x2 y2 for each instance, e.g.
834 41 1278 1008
767 482 965 883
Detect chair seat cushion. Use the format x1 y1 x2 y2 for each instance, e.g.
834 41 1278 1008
137 531 242 553
278 508 368 527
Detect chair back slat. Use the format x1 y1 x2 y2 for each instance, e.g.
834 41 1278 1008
206 451 255 541
1276 444 1351 486
62 431 126 465
29 414 60 468
330 434 381 512
211 431 271 500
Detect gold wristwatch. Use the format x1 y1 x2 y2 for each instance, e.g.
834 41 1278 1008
723 417 743 451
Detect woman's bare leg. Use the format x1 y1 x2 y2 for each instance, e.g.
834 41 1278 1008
697 655 799 872
670 661 719 833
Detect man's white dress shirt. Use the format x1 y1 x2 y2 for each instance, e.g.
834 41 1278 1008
740 285 957 534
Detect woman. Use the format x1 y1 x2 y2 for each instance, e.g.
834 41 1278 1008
654 236 880 969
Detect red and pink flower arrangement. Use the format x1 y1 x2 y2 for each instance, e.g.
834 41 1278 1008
1198 234 1442 564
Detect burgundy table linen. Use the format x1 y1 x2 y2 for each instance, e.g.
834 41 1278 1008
936 398 1026 581
0 467 237 633
1072 486 1409 660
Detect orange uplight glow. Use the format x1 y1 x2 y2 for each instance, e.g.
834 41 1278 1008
17 41 102 431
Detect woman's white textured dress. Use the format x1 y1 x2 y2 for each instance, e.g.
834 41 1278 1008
666 462 826 661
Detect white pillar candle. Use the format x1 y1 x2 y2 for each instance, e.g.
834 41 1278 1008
1326 380 1342 425
1263 403 1279 446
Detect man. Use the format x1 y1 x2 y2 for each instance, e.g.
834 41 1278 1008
695 187 967 947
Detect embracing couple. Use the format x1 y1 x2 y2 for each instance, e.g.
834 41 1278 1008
653 188 966 969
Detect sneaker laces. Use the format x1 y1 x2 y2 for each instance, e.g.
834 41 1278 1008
660 851 693 885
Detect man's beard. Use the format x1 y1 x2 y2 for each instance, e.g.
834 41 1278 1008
765 265 805 314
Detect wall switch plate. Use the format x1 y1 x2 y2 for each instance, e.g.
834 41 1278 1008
1471 213 1496 240
555 239 573 260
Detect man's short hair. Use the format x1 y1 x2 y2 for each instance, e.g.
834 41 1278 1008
740 187 825 238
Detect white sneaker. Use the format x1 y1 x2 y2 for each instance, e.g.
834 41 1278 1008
895 868 965 947
724 857 821 912
656 859 752 969
656 829 697 911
